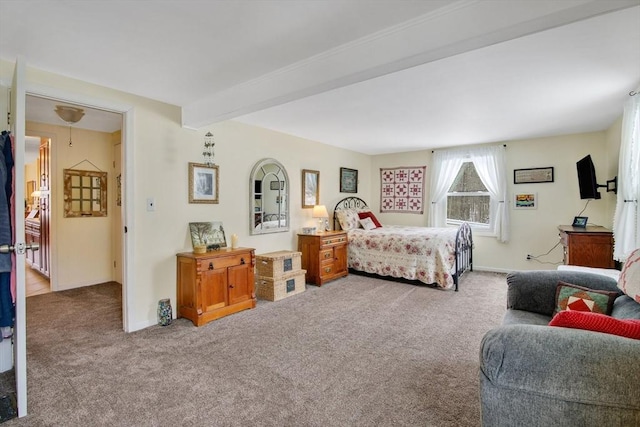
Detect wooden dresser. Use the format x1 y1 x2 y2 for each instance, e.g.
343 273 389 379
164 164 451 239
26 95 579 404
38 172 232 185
176 248 256 326
558 225 615 269
297 231 348 286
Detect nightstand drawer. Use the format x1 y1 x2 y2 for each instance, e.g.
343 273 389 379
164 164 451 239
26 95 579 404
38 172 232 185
320 248 334 262
321 235 347 247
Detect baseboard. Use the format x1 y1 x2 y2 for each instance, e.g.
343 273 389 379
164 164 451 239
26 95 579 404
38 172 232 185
472 266 513 274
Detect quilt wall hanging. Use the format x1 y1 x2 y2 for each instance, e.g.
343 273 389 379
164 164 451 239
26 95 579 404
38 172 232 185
380 166 426 214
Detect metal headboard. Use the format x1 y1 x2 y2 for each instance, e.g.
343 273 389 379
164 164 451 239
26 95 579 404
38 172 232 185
333 197 368 230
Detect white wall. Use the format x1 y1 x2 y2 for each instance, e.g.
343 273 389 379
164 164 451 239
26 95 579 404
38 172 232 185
371 131 617 272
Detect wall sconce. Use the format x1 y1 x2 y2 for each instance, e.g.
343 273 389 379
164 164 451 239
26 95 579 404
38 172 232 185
312 205 329 231
203 132 215 166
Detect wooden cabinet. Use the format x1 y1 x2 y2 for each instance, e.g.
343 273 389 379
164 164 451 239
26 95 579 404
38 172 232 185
25 217 49 278
297 231 348 286
176 248 256 327
558 225 615 269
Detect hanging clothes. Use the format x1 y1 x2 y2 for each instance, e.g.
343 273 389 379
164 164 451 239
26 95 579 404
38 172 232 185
0 131 14 331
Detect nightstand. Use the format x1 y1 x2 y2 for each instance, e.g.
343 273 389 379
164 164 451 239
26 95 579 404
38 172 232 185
297 231 348 286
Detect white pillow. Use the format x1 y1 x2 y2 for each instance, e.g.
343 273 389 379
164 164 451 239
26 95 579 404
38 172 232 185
618 248 640 303
359 217 376 230
336 209 360 230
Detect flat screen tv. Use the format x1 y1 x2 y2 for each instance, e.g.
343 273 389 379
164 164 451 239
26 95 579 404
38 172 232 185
576 155 601 200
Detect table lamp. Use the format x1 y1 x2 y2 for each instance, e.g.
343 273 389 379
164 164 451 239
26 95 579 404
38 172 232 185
312 205 329 231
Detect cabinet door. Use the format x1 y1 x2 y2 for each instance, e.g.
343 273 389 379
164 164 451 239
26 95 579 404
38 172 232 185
334 243 347 275
228 263 251 305
200 268 228 313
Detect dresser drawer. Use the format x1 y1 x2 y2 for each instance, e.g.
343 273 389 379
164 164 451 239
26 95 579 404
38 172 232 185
197 253 249 271
321 235 347 247
320 248 334 262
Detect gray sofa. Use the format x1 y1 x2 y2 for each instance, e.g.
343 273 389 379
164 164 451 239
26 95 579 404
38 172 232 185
479 270 640 427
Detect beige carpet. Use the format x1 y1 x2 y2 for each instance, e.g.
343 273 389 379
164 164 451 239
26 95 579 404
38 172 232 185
5 271 507 426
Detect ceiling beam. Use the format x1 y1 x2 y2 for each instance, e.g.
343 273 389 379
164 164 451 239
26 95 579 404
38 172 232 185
181 0 639 129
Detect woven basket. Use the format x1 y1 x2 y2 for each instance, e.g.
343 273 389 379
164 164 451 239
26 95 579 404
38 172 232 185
255 270 306 301
256 251 302 278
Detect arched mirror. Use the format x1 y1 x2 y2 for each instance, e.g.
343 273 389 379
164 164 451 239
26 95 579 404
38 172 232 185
250 158 290 234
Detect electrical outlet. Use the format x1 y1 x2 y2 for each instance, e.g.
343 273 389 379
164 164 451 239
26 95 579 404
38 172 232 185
147 197 155 211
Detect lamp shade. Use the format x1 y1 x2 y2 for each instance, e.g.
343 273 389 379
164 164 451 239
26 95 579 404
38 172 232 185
312 205 329 218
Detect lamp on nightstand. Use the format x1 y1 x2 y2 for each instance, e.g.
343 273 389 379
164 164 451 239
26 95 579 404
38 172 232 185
312 205 329 231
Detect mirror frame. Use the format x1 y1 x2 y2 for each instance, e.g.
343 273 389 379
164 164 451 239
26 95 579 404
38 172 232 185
250 158 290 235
63 168 108 218
302 169 320 208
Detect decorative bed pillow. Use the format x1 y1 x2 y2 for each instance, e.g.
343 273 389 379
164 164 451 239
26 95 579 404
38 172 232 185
336 209 360 230
554 281 617 316
359 217 377 230
549 310 640 340
618 248 640 304
358 211 382 228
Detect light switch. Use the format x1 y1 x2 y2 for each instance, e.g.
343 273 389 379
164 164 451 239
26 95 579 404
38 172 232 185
147 197 155 211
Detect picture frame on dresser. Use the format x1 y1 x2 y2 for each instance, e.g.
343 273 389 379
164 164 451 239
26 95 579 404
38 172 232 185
572 216 588 228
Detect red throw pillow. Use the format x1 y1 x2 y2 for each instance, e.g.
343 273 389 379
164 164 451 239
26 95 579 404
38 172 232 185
358 211 382 228
549 310 640 340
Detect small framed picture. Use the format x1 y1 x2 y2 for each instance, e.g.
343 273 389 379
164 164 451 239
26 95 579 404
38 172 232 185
572 216 588 228
340 167 358 193
189 221 227 250
189 162 219 204
513 193 537 209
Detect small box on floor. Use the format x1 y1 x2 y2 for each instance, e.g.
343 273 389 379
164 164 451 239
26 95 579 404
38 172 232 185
255 270 306 301
255 250 302 278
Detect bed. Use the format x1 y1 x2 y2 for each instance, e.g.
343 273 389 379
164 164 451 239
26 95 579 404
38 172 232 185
333 197 473 291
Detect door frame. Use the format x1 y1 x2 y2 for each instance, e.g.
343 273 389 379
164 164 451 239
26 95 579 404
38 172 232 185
24 84 135 332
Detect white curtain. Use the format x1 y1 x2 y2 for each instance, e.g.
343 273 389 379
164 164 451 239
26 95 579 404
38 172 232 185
613 94 640 261
429 150 464 227
471 145 510 242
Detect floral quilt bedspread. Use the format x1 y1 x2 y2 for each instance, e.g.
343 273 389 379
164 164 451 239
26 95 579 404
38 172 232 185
347 225 458 289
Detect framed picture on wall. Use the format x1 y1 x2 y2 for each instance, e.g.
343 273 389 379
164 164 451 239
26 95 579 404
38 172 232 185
513 193 537 209
189 162 219 204
340 167 358 193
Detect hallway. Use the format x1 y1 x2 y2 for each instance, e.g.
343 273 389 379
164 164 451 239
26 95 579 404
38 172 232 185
25 267 49 298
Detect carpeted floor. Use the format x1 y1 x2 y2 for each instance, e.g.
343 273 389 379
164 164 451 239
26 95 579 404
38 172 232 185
3 271 507 426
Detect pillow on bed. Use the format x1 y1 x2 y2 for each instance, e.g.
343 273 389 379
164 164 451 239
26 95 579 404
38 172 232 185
359 217 377 230
358 211 382 228
336 209 360 230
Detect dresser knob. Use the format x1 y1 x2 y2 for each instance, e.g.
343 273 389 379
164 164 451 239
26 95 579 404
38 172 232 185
240 258 246 265
229 284 235 289
208 262 214 270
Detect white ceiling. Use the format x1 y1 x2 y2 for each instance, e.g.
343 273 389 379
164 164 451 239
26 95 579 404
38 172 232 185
1 1 639 155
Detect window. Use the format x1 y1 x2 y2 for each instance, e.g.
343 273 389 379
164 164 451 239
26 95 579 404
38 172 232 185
430 145 509 242
447 162 490 226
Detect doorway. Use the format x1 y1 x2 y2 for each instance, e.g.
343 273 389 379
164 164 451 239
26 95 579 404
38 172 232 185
24 95 124 297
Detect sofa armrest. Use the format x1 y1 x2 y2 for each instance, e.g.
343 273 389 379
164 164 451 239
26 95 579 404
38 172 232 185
506 270 620 316
480 325 640 425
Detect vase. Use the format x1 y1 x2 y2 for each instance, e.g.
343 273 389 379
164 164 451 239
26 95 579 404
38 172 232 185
158 298 172 326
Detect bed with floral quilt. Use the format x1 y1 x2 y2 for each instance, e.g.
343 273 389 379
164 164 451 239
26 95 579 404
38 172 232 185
333 197 472 291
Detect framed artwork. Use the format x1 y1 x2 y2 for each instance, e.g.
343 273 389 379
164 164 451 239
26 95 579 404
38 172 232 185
572 216 588 228
189 162 219 204
189 221 227 250
340 167 358 193
513 193 537 209
302 169 319 208
514 167 554 184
